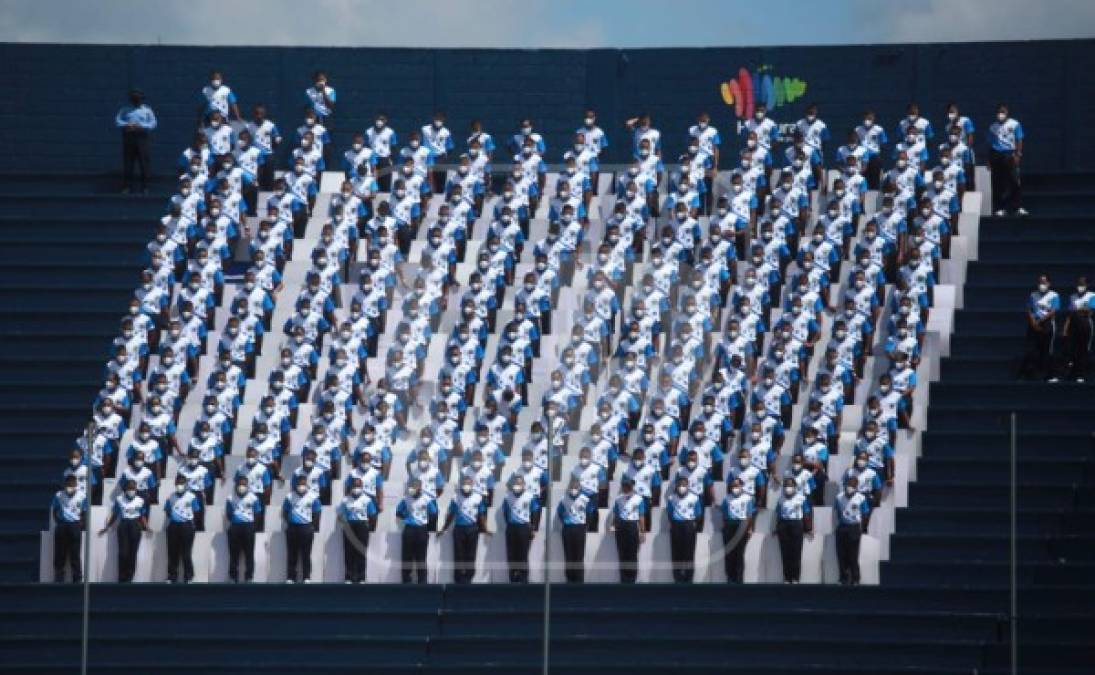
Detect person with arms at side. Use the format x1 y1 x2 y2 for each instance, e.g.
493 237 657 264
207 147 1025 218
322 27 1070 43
834 475 871 585
720 476 755 584
557 477 597 583
282 476 322 583
988 103 1026 216
51 475 87 583
338 477 378 584
608 476 646 583
775 476 812 584
397 478 438 584
164 475 201 583
225 476 262 583
115 88 157 194
1020 274 1060 382
1062 276 1094 383
98 479 149 583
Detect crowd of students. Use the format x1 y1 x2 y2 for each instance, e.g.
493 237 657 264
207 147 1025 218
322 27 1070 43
54 69 1028 585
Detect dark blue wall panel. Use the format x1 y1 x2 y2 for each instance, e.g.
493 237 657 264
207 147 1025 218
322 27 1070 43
1 40 1091 175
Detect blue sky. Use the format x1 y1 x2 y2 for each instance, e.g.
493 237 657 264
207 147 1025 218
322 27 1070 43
1 0 1093 47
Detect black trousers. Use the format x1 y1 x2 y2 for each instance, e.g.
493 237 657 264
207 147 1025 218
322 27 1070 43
53 522 82 582
670 520 697 583
865 155 882 190
722 521 748 583
376 157 394 192
343 520 370 583
286 523 315 581
615 520 640 583
1020 321 1055 380
561 523 586 583
505 523 533 583
258 160 276 191
431 154 448 194
990 150 1022 212
121 130 150 191
776 519 804 582
836 522 862 584
1067 316 1093 379
166 521 196 582
116 519 142 583
452 524 479 584
401 524 429 583
228 522 255 581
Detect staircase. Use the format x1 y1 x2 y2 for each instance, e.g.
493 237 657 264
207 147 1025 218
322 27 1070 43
0 174 170 582
883 172 1095 673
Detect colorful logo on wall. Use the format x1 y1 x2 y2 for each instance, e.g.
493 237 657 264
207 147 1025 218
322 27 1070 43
720 65 808 119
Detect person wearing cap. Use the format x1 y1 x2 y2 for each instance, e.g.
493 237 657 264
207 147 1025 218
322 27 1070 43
51 475 87 583
115 88 157 194
98 479 150 583
775 477 813 583
164 475 202 583
608 476 646 583
338 477 378 584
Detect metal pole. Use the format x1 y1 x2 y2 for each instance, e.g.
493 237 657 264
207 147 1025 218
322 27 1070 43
1009 412 1018 675
81 422 94 675
541 413 554 675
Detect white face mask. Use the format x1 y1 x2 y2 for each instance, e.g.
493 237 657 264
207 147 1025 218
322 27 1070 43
296 485 309 495
125 490 137 499
175 484 187 494
845 486 857 497
1038 283 1049 293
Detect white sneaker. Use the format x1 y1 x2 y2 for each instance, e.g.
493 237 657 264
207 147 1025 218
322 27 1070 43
1048 377 1060 383
286 579 296 584
994 209 1007 216
1076 377 1085 383
1017 207 1029 216
303 578 314 584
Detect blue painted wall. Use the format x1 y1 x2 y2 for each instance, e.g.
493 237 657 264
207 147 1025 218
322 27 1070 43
2 40 1093 175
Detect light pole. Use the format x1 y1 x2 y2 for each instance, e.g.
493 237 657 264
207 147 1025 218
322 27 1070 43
541 406 556 675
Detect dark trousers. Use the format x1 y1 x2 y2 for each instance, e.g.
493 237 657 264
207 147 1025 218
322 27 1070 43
401 524 429 583
615 520 640 583
1067 317 1093 379
670 519 697 583
1020 321 1055 380
505 522 533 583
286 523 315 581
865 155 882 190
116 519 142 583
166 521 196 582
228 522 255 581
990 150 1022 212
53 522 82 582
431 155 448 194
835 522 862 584
376 157 394 192
258 161 276 191
121 131 150 191
776 519 804 582
343 520 370 583
561 523 586 583
452 524 479 584
722 521 748 583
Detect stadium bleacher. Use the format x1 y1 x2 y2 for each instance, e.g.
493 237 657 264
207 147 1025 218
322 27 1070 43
0 42 1092 672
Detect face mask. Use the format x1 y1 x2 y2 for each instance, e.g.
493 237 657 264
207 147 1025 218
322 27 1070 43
125 490 137 499
783 486 795 497
1038 283 1049 293
855 459 868 469
997 112 1007 122
686 461 697 471
579 458 591 468
676 485 689 497
1078 286 1087 294
296 485 308 495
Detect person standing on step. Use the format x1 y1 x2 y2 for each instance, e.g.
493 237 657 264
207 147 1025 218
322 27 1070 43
1020 275 1060 382
115 88 157 194
338 477 378 584
437 475 487 584
775 477 812 584
503 475 541 584
834 475 871 585
720 476 756 584
396 478 438 584
98 479 149 583
608 476 646 583
1062 276 1094 383
988 103 1026 217
51 475 87 583
282 476 322 583
225 476 262 583
557 478 597 583
164 475 201 583
667 475 704 583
